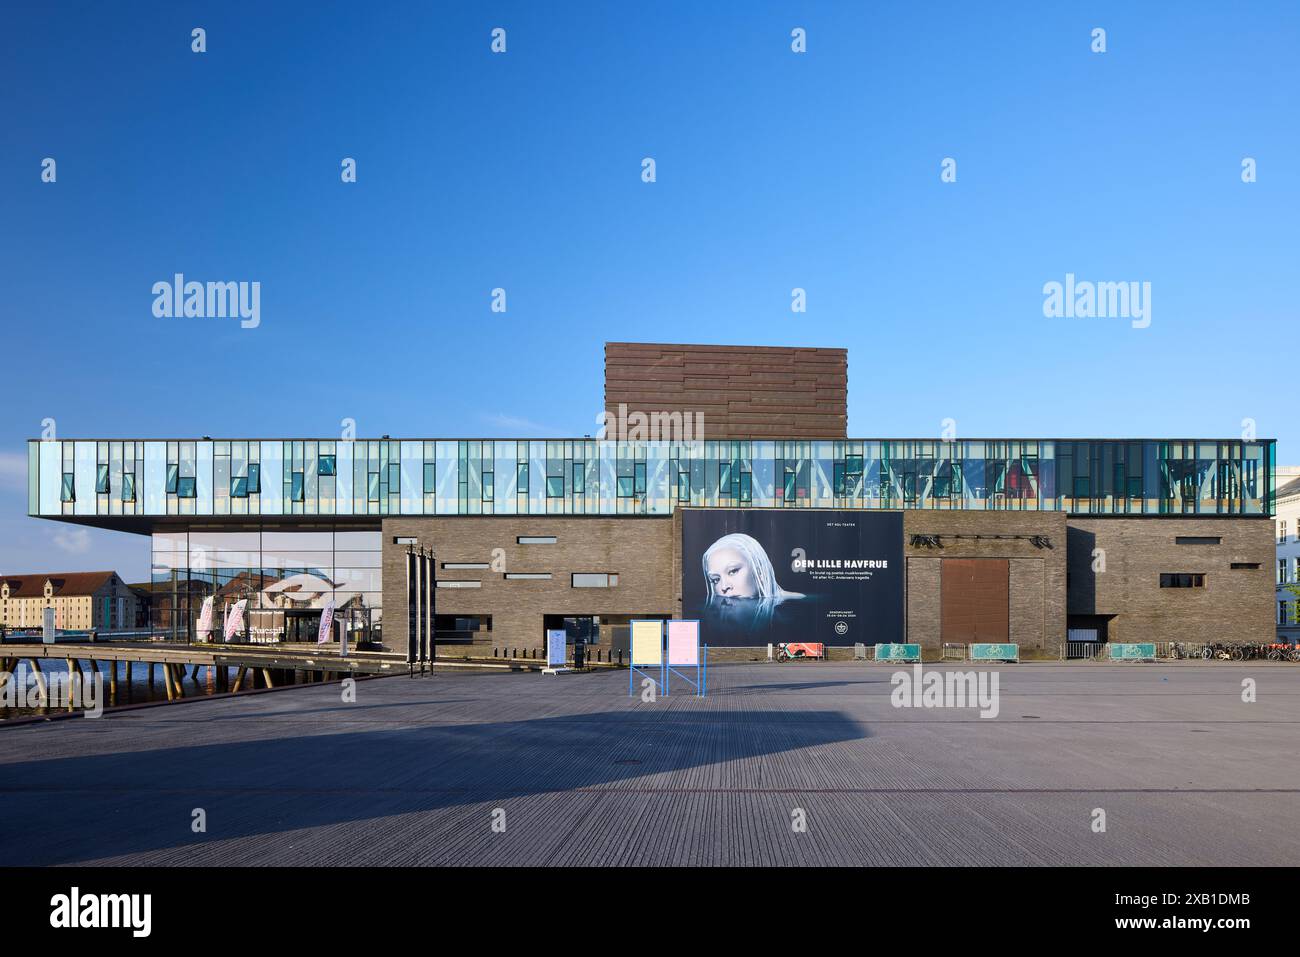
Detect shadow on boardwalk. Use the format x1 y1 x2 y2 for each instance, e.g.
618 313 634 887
0 707 865 864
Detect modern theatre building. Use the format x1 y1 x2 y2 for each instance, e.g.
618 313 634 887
25 342 1278 659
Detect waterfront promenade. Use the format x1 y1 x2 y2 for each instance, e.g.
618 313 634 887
2 662 1299 866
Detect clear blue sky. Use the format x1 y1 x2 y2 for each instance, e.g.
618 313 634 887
1 1 1296 579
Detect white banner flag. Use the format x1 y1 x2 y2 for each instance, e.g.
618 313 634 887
196 596 215 642
223 599 247 642
317 600 335 645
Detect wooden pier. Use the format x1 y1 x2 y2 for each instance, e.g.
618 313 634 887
0 641 406 707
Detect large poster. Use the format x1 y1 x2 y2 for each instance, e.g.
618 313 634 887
681 510 903 647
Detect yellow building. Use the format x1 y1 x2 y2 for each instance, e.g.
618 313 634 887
0 571 140 633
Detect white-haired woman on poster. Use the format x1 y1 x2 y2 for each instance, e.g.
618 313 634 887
702 533 804 604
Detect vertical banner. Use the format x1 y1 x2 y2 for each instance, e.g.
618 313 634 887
666 619 707 696
317 599 335 645
196 596 215 643
631 620 664 665
628 619 665 696
42 606 56 644
547 629 568 667
423 549 434 664
667 620 700 666
223 599 247 642
406 549 418 665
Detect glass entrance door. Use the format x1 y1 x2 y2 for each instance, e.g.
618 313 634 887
284 610 322 644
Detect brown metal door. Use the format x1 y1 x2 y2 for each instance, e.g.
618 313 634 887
941 559 1009 643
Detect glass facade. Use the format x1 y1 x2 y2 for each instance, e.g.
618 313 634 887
30 438 1278 518
149 526 382 645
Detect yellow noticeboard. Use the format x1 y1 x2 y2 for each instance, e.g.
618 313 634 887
631 620 663 665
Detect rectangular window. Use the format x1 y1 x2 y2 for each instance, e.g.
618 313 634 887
572 573 618 588
122 473 136 503
177 476 196 499
436 580 482 589
1279 521 1288 544
516 536 556 545
1281 560 1290 584
95 464 110 494
678 471 690 503
1230 562 1260 569
546 476 564 498
318 454 336 476
393 536 419 545
617 476 634 497
572 463 584 495
367 472 380 502
482 471 494 502
231 476 249 498
247 463 261 494
517 462 528 493
783 469 796 501
740 471 752 504
60 473 75 502
442 562 489 570
166 464 179 494
504 573 552 580
1175 536 1221 545
388 463 400 491
1073 476 1090 498
423 462 435 494
290 472 305 502
1160 573 1205 588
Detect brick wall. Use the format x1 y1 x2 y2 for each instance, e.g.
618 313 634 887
903 510 1068 653
604 342 847 439
1067 516 1274 644
380 510 1272 659
381 516 675 656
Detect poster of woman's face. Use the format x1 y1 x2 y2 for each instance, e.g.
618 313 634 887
703 533 802 602
682 510 904 647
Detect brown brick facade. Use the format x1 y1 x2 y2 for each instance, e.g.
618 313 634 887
1067 517 1275 645
380 509 1268 659
903 511 1068 654
604 341 847 439
382 516 675 657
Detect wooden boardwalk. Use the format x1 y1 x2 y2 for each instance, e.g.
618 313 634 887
2 662 1300 866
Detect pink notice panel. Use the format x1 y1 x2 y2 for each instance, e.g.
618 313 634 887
667 620 700 666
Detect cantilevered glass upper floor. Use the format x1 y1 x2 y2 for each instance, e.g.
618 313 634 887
28 437 1277 522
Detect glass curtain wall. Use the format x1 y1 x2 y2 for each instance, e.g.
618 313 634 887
35 438 1277 518
149 526 382 644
